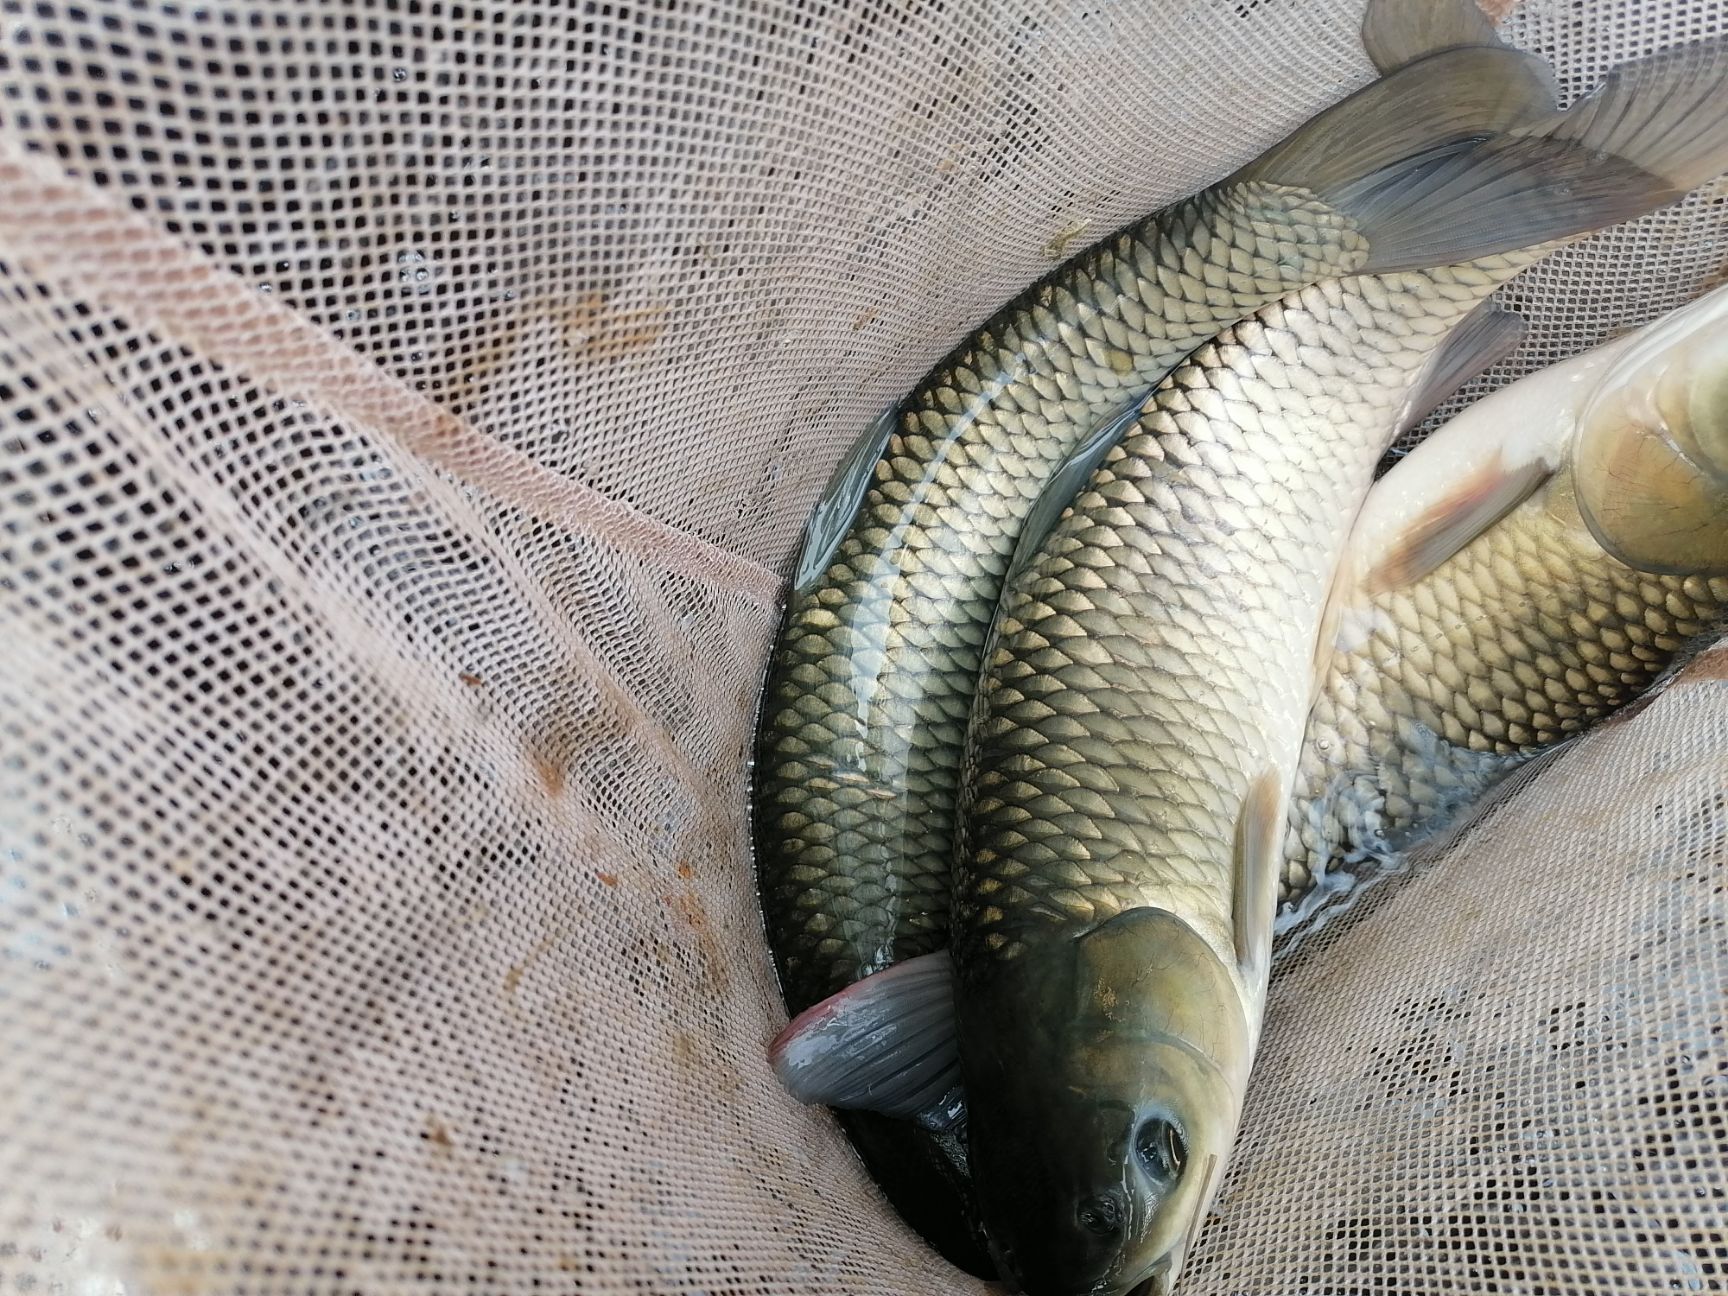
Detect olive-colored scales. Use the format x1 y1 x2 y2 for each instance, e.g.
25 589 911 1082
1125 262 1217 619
771 283 1728 1296
759 19 1728 1292
755 42 1563 1014
757 185 1377 1003
952 254 1541 1296
955 263 1530 973
754 36 1560 1273
1285 291 1728 911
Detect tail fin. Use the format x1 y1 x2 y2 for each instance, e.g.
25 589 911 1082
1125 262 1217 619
1240 46 1558 194
1518 37 1728 193
1337 35 1728 273
1362 0 1509 73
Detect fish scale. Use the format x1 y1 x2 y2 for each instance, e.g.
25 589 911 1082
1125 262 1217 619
955 256 1535 985
1286 482 1728 897
755 185 1375 1013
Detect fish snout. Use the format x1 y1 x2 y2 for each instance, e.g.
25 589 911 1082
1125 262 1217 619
984 1225 1131 1296
1124 1263 1173 1296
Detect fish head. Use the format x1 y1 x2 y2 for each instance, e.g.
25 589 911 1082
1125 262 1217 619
1573 283 1728 575
959 906 1253 1296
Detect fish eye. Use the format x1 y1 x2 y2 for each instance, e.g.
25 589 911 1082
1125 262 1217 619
1135 1117 1188 1182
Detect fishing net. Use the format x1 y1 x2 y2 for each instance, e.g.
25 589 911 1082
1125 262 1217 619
1 0 1722 1292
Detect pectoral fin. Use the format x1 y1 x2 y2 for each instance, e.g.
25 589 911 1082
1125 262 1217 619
1365 454 1553 592
792 404 900 593
768 951 963 1130
1231 768 1287 984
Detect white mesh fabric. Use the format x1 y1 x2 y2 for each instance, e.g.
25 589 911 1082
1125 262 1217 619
0 2 1721 1294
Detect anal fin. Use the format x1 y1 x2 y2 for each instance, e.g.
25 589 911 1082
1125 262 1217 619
1231 768 1287 985
768 951 963 1130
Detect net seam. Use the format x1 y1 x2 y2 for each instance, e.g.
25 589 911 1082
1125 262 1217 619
0 134 783 610
0 264 734 816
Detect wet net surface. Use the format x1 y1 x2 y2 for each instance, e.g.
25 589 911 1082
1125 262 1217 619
0 1 1722 1292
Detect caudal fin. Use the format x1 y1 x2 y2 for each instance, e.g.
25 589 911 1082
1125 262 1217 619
1362 0 1510 73
1342 35 1728 272
1519 37 1728 194
1241 46 1558 195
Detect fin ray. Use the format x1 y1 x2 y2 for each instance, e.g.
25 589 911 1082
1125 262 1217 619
1517 36 1728 192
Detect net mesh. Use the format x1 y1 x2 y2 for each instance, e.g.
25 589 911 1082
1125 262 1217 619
0 1 1722 1292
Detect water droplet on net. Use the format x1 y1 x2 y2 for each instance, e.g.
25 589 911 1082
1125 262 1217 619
392 67 409 82
397 248 436 293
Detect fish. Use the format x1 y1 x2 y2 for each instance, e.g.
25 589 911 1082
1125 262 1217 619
755 7 1560 1007
753 1 1559 1263
951 40 1728 1296
769 34 1728 1296
768 281 1728 1275
1284 282 1728 923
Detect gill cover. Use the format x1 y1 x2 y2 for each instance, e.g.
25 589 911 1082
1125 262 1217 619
1572 285 1728 576
959 908 1253 1296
